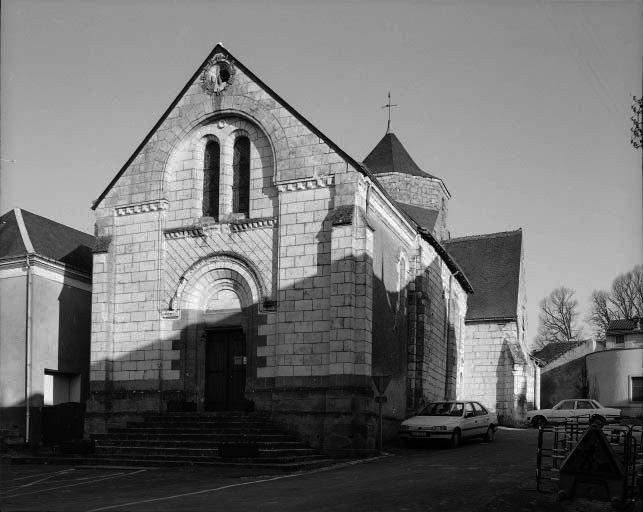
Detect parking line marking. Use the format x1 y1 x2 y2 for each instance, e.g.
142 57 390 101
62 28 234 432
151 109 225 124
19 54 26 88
2 469 146 499
4 469 73 482
87 455 387 512
2 469 76 492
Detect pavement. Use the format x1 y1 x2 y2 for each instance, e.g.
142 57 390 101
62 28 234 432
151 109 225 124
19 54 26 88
0 427 611 512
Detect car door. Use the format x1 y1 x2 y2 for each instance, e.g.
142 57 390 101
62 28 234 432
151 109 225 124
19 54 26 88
462 402 478 438
551 400 576 422
574 400 595 421
473 402 490 435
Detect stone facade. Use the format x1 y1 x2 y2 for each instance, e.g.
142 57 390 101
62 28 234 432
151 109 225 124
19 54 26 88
86 45 471 450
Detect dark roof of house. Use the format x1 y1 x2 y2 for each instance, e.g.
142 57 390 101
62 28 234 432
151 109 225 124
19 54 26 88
531 341 585 365
396 203 439 232
0 208 94 274
607 318 643 333
363 132 437 179
444 230 522 321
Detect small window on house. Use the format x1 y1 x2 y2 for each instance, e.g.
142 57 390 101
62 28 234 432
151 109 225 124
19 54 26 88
632 377 643 402
615 335 625 345
44 370 81 406
203 140 220 218
232 136 250 216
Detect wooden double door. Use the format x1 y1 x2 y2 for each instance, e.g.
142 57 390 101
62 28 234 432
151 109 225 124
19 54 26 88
204 328 246 411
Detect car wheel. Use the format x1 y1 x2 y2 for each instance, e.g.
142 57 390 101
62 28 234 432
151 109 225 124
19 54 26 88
484 426 495 442
450 429 461 449
590 415 606 428
532 416 547 429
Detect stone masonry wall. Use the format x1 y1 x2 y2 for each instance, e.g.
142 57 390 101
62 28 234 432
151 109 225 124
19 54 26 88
460 321 527 425
374 172 450 240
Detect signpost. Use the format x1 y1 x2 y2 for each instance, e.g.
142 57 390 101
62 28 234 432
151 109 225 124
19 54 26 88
372 375 392 452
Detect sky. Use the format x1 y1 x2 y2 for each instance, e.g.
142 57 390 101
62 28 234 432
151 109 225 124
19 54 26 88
1 0 642 347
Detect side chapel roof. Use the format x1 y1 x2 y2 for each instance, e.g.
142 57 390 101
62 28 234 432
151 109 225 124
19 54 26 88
0 208 94 274
444 230 522 321
91 43 473 294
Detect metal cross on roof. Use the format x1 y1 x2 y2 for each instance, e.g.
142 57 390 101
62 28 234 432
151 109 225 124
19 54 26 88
381 91 398 134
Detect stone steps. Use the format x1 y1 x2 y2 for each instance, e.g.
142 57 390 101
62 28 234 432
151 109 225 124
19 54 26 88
88 412 323 467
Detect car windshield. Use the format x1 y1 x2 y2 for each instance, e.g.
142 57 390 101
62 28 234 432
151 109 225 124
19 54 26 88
419 402 464 417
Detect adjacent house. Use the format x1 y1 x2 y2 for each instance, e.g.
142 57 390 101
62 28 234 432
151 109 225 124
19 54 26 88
0 208 94 445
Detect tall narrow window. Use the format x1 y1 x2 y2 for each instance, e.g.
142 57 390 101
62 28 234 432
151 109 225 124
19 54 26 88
232 136 250 216
203 140 220 218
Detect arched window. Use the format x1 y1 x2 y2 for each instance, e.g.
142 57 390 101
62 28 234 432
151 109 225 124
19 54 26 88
203 140 220 218
232 136 250 216
398 256 407 315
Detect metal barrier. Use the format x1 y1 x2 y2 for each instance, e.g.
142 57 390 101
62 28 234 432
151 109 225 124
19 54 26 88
536 417 643 503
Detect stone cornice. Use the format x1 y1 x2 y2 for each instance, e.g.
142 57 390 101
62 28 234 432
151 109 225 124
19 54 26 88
229 217 277 232
276 175 334 192
116 199 169 216
164 217 277 239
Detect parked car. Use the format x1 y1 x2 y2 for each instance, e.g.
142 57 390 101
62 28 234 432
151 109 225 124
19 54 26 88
527 399 621 428
399 401 497 448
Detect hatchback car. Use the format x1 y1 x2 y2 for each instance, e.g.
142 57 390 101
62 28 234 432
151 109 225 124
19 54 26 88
399 401 497 448
526 399 621 428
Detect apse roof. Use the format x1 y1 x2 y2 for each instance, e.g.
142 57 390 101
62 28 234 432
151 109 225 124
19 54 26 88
444 230 522 321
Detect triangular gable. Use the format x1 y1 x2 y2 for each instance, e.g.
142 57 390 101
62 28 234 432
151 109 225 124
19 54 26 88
92 43 375 210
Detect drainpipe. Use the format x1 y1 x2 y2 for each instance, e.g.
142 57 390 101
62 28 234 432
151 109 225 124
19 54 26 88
24 255 33 445
444 271 453 400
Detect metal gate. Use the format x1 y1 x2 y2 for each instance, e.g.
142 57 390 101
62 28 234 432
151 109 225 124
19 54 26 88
536 418 643 502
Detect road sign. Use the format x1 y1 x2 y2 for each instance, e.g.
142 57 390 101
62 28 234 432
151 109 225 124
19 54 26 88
372 375 391 395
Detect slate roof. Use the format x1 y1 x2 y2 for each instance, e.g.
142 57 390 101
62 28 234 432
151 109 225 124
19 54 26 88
396 203 439 232
363 132 437 179
530 341 585 365
444 230 522 321
607 318 643 333
0 208 94 274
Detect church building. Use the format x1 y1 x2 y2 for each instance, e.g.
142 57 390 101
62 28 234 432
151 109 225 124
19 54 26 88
86 44 533 450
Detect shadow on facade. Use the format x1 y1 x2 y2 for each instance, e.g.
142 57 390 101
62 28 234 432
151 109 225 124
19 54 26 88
86 217 458 451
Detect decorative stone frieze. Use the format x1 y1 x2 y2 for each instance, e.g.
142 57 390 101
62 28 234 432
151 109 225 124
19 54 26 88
276 175 334 192
163 226 204 239
229 217 277 232
115 199 169 216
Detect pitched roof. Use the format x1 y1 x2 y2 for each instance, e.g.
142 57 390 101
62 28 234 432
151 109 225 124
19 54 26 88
531 341 584 365
363 132 437 179
91 44 473 294
396 202 439 232
0 208 94 274
93 43 378 211
444 230 522 321
607 318 643 333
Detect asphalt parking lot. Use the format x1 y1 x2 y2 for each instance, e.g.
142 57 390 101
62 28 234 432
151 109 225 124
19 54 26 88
1 428 561 512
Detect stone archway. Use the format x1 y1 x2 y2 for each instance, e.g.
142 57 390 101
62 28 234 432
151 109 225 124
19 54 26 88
172 254 263 411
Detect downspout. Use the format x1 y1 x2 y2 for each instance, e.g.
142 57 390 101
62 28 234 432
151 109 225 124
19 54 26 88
24 254 33 445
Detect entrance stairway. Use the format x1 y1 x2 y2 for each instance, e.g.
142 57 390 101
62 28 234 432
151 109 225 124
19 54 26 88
11 412 335 470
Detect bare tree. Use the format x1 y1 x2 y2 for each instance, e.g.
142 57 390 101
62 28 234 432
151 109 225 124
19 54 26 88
587 265 643 338
587 290 613 339
534 287 583 348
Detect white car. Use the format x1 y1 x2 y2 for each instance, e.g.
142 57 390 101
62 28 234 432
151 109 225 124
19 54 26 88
399 401 498 448
526 399 621 428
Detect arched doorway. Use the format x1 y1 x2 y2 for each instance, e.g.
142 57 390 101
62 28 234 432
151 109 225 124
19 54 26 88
173 255 264 411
